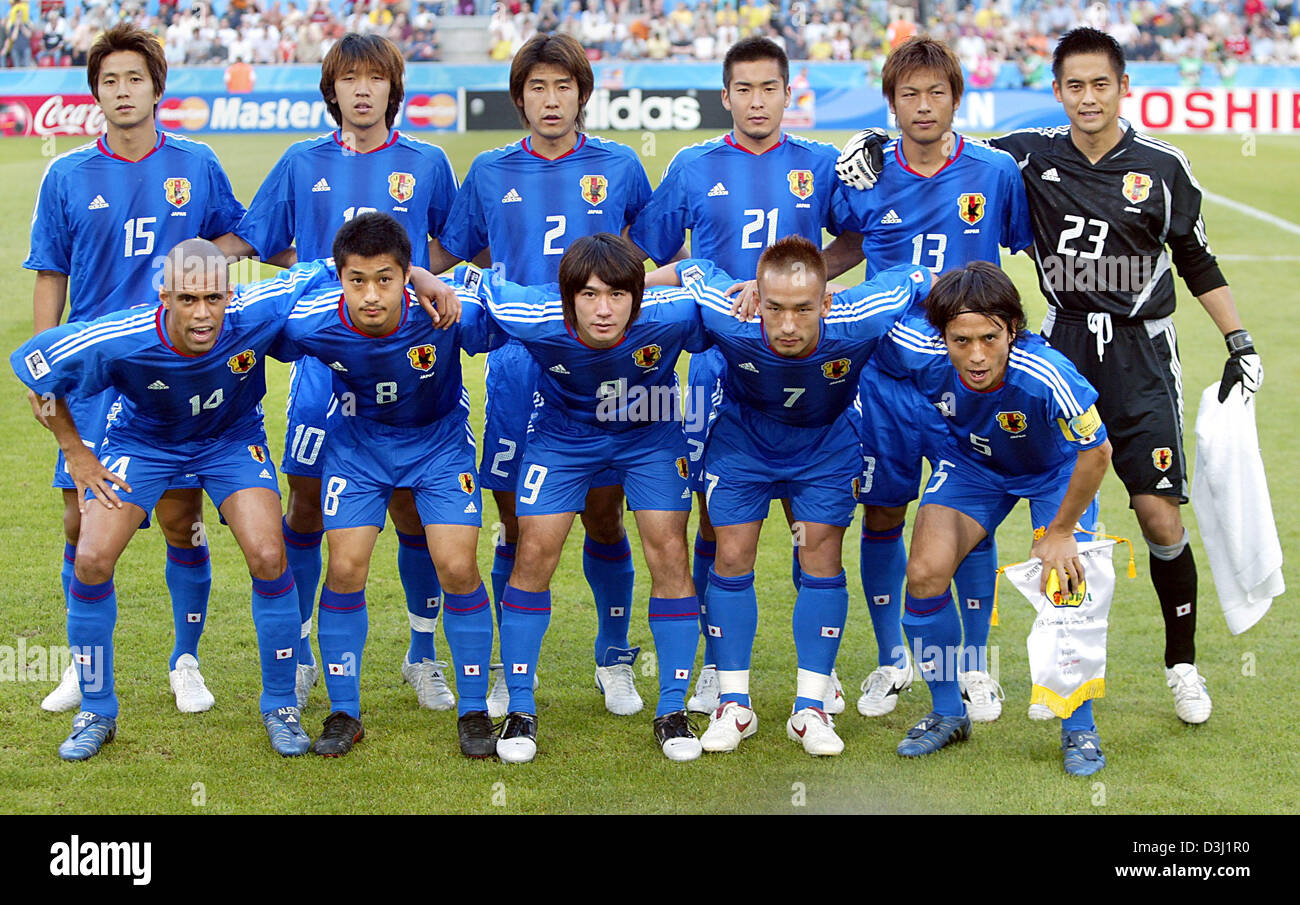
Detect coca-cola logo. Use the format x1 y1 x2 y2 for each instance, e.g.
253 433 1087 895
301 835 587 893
33 95 107 136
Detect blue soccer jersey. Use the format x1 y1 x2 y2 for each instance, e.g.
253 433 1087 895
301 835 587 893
679 259 931 427
877 316 1108 477
630 132 843 270
283 279 505 427
25 132 246 323
440 134 653 284
235 130 458 266
830 134 1031 304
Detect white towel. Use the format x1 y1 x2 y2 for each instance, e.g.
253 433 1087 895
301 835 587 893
1190 383 1284 635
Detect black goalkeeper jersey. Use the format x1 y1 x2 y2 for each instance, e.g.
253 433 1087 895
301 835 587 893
989 121 1226 321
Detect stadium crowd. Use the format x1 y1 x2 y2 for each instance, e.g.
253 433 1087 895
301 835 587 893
3 0 1300 73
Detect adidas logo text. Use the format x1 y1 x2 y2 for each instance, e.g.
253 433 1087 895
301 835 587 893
708 182 729 197
147 380 169 390
881 209 902 224
501 188 522 204
259 468 273 479
88 195 109 210
549 364 570 374
464 502 478 514
311 178 331 192
739 362 759 373
1156 476 1173 490
328 361 348 372
1041 168 1061 182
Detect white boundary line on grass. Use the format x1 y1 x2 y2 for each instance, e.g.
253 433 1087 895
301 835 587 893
1216 254 1300 262
1202 189 1300 237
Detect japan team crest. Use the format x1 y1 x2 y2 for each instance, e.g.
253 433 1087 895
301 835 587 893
958 192 986 225
632 344 661 368
407 344 436 371
580 174 608 206
458 472 475 494
997 411 1028 434
1152 447 1173 471
388 171 416 203
676 457 689 480
821 358 851 380
787 169 814 199
227 349 256 373
164 177 191 208
1123 172 1152 204
248 445 266 463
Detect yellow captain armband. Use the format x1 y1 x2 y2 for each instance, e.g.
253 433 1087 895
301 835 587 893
1057 404 1102 443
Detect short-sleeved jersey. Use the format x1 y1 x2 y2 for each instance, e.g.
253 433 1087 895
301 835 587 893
630 132 843 273
440 134 653 284
876 315 1108 476
235 130 457 267
830 134 1031 305
464 264 709 431
11 263 333 444
24 132 246 322
989 121 1224 319
283 278 505 427
679 258 931 427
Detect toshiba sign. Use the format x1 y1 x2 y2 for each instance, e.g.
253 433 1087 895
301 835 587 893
1122 88 1300 133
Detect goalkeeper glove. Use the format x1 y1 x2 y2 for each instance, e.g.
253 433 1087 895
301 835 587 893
1218 329 1263 403
835 128 889 191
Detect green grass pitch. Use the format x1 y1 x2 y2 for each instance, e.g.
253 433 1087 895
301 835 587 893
0 130 1295 814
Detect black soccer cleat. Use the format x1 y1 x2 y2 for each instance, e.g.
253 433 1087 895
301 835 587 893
496 711 538 764
653 709 703 762
311 711 364 757
457 710 497 759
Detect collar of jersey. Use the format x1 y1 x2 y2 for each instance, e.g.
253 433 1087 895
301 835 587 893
155 305 216 358
1065 117 1134 166
565 318 626 350
97 130 165 163
337 288 411 338
522 132 586 161
724 131 787 155
760 319 819 359
894 133 963 178
333 129 400 154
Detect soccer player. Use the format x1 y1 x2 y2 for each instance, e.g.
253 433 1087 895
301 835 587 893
466 234 707 763
874 262 1112 775
25 24 249 716
826 37 1032 724
629 36 860 716
653 237 931 757
222 33 462 715
279 213 502 758
439 33 655 719
11 241 335 760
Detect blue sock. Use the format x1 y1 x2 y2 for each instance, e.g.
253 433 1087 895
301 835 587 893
251 570 299 712
490 541 515 629
166 542 211 669
706 567 758 707
902 589 964 717
792 571 848 712
648 596 700 716
499 585 551 714
60 542 75 604
791 545 802 592
442 583 493 716
282 517 323 667
954 535 996 673
1061 699 1095 732
318 587 367 719
692 534 717 666
585 535 634 664
861 524 908 669
397 531 441 664
68 576 118 719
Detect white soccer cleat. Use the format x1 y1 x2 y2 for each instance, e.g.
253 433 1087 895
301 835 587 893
824 668 846 714
1167 663 1212 724
787 706 845 756
487 663 538 719
687 664 720 714
700 701 757 753
42 663 82 712
1027 703 1055 721
169 653 215 713
654 710 703 762
402 657 456 711
958 669 1005 723
295 662 319 711
857 661 913 717
594 663 644 716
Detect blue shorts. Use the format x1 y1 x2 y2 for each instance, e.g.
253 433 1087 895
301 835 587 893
55 389 199 494
280 357 334 479
703 405 860 528
515 415 691 517
479 340 542 493
920 449 1100 538
857 363 944 508
684 348 725 494
320 410 482 531
93 424 280 516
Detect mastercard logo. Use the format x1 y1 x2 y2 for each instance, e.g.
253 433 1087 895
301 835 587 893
158 97 210 131
404 93 457 129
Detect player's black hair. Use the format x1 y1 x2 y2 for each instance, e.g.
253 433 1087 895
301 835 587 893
723 36 789 89
558 233 646 332
509 33 595 131
332 212 412 275
320 33 406 130
87 24 168 117
1052 27 1127 83
925 261 1027 341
